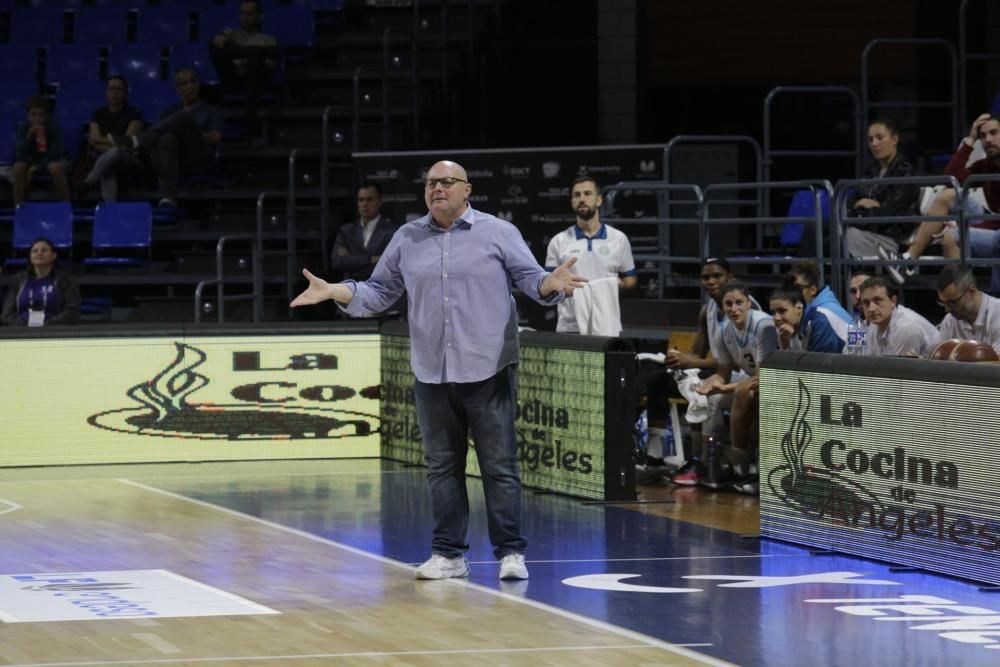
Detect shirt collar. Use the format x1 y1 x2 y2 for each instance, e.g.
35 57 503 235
420 204 475 231
360 214 381 229
574 223 607 240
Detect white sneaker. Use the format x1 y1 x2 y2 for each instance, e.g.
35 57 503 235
499 553 529 580
415 554 469 580
876 245 916 284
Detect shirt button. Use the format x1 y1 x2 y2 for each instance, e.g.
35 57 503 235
444 297 449 301
443 273 447 278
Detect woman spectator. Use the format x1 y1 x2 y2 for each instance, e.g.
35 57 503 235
1 238 80 326
844 118 920 259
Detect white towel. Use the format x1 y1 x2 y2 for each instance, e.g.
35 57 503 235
675 368 709 424
571 276 621 336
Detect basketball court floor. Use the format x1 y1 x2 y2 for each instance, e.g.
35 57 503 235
0 458 997 666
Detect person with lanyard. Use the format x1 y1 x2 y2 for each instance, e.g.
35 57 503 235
290 160 586 581
1 238 80 326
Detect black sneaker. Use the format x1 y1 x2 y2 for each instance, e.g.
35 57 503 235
876 245 915 285
699 463 737 490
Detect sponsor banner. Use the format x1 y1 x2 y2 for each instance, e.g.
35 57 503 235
759 355 1000 585
380 334 607 499
0 570 279 622
0 334 380 467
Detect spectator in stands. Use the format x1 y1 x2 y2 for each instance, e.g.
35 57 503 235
859 276 940 357
1 238 79 326
784 260 853 352
936 264 1000 355
883 113 1000 288
113 68 224 208
11 97 71 205
81 76 145 202
693 281 776 494
844 119 920 259
847 268 875 320
331 183 398 282
289 160 587 581
209 0 278 121
545 175 637 335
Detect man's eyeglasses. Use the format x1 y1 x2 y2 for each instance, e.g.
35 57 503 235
937 285 970 309
425 177 467 190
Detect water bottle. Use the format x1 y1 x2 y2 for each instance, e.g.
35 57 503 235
846 317 867 355
663 414 676 459
704 434 722 485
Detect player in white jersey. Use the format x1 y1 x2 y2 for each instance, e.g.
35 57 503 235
936 264 1000 355
545 176 636 335
695 282 777 493
859 276 940 357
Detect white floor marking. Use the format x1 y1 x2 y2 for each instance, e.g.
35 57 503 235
117 478 735 667
0 496 22 516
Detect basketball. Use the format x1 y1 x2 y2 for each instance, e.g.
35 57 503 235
929 338 963 361
951 339 1000 363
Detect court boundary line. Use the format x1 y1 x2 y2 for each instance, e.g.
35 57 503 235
464 554 802 565
0 643 714 667
117 478 737 667
0 496 22 516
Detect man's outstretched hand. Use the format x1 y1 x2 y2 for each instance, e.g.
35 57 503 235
541 256 589 297
290 269 350 307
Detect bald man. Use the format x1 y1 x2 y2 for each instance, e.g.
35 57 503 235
292 160 587 582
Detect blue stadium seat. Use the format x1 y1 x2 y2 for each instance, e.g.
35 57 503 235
45 44 102 85
72 6 129 45
0 45 40 82
0 121 16 165
261 2 314 48
7 202 74 269
137 5 194 47
196 5 233 44
54 80 105 161
169 42 218 84
0 80 41 124
129 80 176 124
107 44 164 83
10 7 68 46
782 188 831 248
85 201 153 268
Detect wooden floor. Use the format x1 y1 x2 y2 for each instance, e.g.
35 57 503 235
0 461 726 667
1 459 997 667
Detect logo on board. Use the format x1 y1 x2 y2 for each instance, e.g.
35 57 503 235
768 380 997 552
88 343 377 441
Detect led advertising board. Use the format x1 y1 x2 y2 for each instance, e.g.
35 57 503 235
759 352 1000 585
380 323 636 500
0 333 381 467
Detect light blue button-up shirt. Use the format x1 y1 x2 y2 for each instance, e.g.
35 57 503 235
342 205 563 383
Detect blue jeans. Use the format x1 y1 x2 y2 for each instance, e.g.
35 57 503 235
413 365 526 560
949 194 1000 294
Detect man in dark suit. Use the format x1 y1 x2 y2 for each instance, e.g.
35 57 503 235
332 182 398 281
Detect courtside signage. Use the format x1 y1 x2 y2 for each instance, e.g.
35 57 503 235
0 570 279 623
0 334 380 467
759 353 1000 585
380 333 608 499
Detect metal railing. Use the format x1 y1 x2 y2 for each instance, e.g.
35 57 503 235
861 38 960 152
831 175 962 298
702 180 833 282
958 0 999 135
194 232 262 323
764 86 862 184
601 181 704 298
